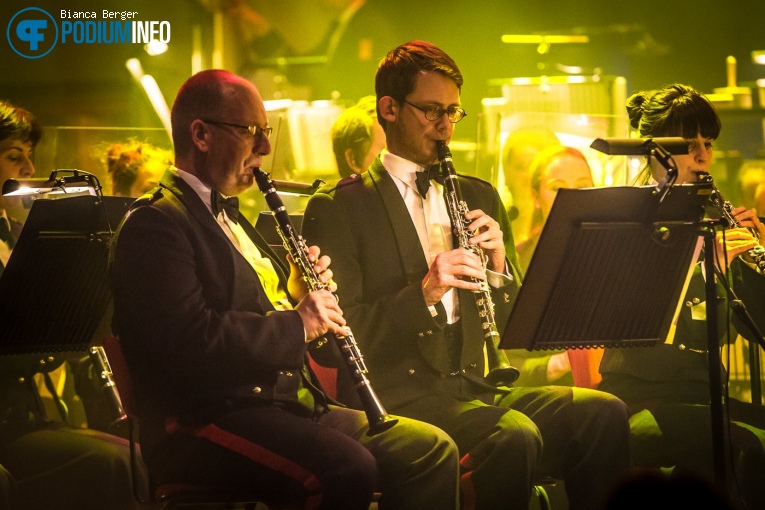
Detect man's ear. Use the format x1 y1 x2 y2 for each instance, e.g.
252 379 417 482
189 119 210 152
378 96 397 124
344 148 361 173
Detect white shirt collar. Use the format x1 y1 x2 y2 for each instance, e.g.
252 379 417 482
381 149 431 188
174 167 215 216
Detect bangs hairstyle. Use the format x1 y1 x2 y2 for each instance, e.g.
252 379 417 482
375 40 463 129
627 84 721 141
0 100 42 146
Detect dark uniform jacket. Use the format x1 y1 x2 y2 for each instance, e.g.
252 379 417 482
600 259 765 403
302 157 521 410
109 169 325 427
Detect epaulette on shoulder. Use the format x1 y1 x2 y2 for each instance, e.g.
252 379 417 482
130 187 164 210
317 173 362 194
337 173 363 188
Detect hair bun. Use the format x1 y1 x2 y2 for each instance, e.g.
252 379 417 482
625 92 650 131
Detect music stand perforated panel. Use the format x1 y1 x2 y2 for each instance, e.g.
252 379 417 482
501 183 711 351
0 196 133 354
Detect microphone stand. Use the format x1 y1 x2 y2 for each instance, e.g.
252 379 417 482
714 266 765 405
651 143 678 203
701 225 728 492
590 136 742 493
650 147 728 493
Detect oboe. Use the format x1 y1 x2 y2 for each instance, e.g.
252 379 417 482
253 168 397 435
436 140 520 387
707 178 765 273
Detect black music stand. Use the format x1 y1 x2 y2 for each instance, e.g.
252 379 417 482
0 195 134 355
501 182 711 351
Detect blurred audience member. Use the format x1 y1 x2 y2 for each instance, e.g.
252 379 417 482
501 127 560 246
331 95 386 177
106 141 173 197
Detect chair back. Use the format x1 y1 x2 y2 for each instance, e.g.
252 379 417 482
101 336 279 509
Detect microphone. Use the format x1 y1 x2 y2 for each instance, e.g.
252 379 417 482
590 137 690 156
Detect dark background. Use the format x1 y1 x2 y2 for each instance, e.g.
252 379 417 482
1 0 764 163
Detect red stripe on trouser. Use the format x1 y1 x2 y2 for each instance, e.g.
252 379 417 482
168 419 324 509
460 453 476 510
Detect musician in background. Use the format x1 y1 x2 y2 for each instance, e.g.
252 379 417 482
501 127 560 246
331 95 387 178
0 100 35 274
0 100 137 510
105 140 173 197
598 83 765 509
738 159 765 214
508 145 597 388
303 40 630 510
109 69 460 510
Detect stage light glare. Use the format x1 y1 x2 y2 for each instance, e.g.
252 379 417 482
144 39 168 56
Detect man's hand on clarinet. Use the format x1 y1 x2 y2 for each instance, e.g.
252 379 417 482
465 208 506 273
422 248 486 306
287 245 337 299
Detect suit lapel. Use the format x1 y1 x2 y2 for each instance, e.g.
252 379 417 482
239 217 290 289
368 160 430 285
160 170 225 241
368 160 458 374
160 170 280 312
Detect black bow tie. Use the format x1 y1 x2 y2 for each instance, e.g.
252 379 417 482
211 190 240 224
415 164 445 198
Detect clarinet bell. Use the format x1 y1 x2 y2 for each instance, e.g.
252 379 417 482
485 365 520 387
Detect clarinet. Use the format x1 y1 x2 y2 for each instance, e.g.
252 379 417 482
253 168 397 435
436 140 520 387
707 178 765 273
88 346 128 430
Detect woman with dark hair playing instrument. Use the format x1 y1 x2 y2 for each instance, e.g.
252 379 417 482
598 83 765 510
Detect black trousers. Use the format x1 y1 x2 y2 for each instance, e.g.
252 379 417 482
0 422 138 510
140 404 460 510
600 374 765 510
396 385 631 510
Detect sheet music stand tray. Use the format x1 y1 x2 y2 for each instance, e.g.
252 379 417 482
0 196 134 354
501 182 712 351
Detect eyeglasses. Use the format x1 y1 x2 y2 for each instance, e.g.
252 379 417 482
201 119 273 140
402 100 467 123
